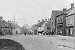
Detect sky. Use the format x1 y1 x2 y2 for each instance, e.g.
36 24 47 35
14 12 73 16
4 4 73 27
0 0 74 27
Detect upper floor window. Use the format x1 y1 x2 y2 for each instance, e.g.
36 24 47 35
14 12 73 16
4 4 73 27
57 16 63 23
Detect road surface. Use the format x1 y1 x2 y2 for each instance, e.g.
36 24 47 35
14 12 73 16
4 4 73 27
0 34 74 50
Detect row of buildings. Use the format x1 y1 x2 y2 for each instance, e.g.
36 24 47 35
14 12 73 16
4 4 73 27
51 3 75 37
0 16 21 35
31 3 75 37
31 17 51 35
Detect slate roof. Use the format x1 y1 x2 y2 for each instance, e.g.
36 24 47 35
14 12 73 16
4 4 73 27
37 20 45 27
51 10 63 17
0 20 20 29
0 20 9 28
31 25 38 30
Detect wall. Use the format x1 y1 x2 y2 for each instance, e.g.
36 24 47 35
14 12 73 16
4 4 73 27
66 15 74 26
66 7 75 37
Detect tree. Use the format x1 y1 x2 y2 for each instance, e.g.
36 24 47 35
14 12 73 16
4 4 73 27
20 25 29 35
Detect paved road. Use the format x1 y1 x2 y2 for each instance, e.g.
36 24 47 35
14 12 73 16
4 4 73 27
0 34 74 50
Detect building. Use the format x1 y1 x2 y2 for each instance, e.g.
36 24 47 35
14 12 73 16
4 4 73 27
37 19 46 35
11 22 21 35
45 18 51 35
0 16 13 35
55 3 75 37
66 3 75 37
55 9 67 36
31 24 38 35
35 18 51 35
15 28 21 34
50 10 62 35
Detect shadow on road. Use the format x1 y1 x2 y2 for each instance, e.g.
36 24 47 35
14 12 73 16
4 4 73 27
0 39 25 50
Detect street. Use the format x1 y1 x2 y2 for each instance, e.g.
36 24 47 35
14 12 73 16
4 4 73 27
0 34 74 50
0 0 75 50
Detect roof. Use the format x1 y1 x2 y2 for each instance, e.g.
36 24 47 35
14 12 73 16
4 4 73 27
0 20 20 29
0 20 9 28
31 25 38 30
66 7 75 16
51 10 63 18
37 20 45 27
46 21 51 28
11 23 20 28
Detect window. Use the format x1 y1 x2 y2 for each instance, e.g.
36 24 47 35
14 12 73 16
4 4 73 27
56 17 58 23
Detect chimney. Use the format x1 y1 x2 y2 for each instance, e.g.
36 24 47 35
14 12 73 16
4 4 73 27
63 8 67 11
63 8 67 13
45 19 47 21
42 19 44 21
0 16 3 21
38 20 40 23
71 3 74 8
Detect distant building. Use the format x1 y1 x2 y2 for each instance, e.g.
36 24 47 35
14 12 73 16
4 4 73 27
41 19 48 34
37 19 45 35
31 24 38 35
35 18 51 35
0 16 13 35
44 18 51 35
11 22 20 35
46 18 51 33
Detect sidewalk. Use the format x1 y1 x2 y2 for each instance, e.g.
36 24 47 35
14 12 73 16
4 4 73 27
46 35 75 49
17 35 75 49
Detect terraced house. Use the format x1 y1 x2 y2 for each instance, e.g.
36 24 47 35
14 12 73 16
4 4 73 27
55 3 75 37
66 3 75 37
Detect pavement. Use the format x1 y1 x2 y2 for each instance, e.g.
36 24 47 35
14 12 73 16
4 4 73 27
0 34 74 50
43 35 75 49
